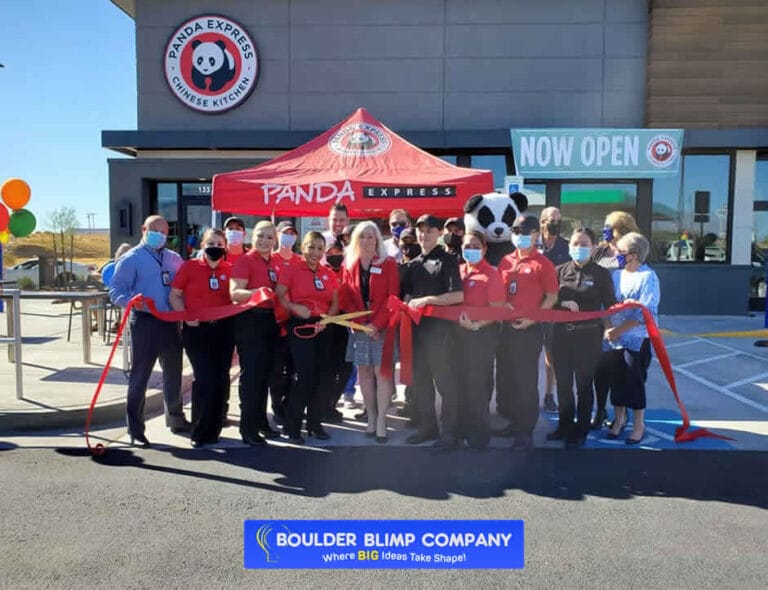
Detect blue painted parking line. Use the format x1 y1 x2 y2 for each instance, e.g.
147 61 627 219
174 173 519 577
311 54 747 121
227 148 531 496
540 409 736 450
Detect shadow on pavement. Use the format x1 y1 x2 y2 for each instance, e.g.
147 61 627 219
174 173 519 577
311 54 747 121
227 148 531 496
53 445 768 510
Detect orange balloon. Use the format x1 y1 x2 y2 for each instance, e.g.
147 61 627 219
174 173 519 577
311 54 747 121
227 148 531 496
1 178 31 210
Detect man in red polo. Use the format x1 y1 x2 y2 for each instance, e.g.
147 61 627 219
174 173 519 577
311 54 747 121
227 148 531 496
495 215 559 450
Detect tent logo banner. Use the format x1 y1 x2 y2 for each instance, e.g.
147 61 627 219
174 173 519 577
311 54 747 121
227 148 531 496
164 15 259 114
329 123 392 157
364 186 456 198
510 128 683 179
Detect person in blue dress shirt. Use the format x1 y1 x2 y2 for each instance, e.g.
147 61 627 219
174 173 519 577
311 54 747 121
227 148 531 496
110 215 189 447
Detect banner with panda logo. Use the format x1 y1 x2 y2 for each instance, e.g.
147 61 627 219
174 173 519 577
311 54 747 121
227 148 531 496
164 15 259 114
511 129 684 179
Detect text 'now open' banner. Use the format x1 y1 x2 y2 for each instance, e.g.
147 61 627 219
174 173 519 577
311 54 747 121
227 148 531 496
244 520 524 569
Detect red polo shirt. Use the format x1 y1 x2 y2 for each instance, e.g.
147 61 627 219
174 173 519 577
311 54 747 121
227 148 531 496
232 250 279 291
226 249 246 266
460 259 506 307
278 260 339 316
498 249 558 312
171 258 232 312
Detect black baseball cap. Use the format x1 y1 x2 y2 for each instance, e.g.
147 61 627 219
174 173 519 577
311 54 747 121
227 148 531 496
512 215 541 235
416 214 441 229
443 217 465 231
399 227 417 241
276 220 296 233
223 216 245 230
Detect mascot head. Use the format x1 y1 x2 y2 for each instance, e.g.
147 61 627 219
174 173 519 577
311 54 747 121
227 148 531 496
464 191 529 243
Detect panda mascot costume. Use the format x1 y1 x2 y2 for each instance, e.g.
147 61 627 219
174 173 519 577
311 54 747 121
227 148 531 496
463 191 529 266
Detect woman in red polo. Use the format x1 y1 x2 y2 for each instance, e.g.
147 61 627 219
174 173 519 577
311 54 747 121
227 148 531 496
230 220 281 447
456 231 506 449
276 231 339 444
341 221 399 442
170 228 234 448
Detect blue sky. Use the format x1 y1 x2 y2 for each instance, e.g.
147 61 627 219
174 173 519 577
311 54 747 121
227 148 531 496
1 0 135 229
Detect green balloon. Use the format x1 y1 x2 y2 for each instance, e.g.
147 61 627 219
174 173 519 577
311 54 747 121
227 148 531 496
9 208 36 237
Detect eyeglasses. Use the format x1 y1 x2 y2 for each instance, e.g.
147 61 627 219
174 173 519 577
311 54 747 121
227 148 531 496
390 221 407 228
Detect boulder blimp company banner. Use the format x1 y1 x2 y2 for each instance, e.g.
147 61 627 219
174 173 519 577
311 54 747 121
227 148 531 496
244 520 525 569
511 129 684 179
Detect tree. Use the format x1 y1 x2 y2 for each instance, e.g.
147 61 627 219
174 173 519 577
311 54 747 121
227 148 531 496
46 206 80 234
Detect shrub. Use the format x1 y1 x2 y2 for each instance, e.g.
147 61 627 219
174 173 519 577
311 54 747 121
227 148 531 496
17 276 38 290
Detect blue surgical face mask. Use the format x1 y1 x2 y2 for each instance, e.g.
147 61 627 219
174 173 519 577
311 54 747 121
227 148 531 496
145 230 166 250
225 229 244 246
569 246 591 263
392 225 405 239
602 226 614 242
512 234 532 250
279 233 297 249
463 248 483 265
616 253 627 269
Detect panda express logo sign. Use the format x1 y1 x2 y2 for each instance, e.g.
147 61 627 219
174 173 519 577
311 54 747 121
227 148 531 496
646 134 679 168
164 15 258 114
328 123 392 157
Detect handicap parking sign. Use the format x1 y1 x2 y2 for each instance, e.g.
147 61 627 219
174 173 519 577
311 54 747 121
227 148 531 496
505 175 524 194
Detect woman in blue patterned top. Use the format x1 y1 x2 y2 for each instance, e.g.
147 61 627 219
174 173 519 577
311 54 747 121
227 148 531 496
604 232 660 445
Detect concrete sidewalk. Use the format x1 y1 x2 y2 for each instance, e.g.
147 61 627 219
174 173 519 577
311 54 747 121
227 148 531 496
2 299 768 451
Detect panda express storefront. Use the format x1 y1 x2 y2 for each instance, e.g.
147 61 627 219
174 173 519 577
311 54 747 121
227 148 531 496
103 0 768 315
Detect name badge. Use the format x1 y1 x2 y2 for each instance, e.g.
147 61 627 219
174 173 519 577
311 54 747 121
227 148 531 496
209 277 220 290
268 269 277 284
582 279 594 288
370 266 383 275
508 280 517 295
161 271 171 286
314 278 325 291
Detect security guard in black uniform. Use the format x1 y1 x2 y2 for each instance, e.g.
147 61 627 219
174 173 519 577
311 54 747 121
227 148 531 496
401 214 464 449
548 227 617 448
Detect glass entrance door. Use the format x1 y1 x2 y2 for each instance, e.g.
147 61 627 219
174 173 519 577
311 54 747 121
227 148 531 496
181 198 212 259
559 182 638 239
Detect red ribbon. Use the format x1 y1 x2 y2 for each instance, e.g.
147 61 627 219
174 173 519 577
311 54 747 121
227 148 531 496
84 288 276 455
383 297 731 444
380 295 422 384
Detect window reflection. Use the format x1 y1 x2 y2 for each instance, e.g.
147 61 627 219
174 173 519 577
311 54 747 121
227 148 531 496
471 155 508 191
652 154 731 263
560 183 637 241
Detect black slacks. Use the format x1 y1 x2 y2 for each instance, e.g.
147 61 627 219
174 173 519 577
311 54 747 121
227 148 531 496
183 319 235 444
411 318 461 438
608 339 652 410
236 309 279 439
552 324 603 435
268 334 293 418
327 324 354 410
285 318 332 436
456 324 499 448
126 311 184 437
496 322 544 437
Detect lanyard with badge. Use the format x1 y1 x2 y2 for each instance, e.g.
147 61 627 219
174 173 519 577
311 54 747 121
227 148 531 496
150 249 171 286
313 272 325 291
209 269 220 291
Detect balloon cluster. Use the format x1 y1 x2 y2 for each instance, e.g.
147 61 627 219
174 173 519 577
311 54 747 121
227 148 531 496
0 178 37 244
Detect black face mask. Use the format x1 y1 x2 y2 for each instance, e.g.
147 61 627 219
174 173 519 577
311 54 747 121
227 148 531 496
204 246 226 261
546 222 561 235
401 243 422 260
326 254 344 270
446 233 462 251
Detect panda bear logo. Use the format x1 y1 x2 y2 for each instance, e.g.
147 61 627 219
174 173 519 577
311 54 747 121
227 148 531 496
329 123 392 157
191 40 236 92
164 15 259 114
646 135 678 168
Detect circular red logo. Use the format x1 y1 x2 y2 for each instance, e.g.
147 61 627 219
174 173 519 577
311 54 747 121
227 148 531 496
328 123 392 157
164 15 258 113
646 135 679 168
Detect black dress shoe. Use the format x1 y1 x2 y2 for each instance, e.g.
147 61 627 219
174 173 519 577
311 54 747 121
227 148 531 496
565 434 587 449
546 427 569 441
590 408 608 430
242 434 267 447
511 434 533 451
307 427 330 440
405 429 439 445
354 410 368 421
325 409 344 424
191 439 207 449
129 433 150 448
283 433 306 445
432 438 460 451
625 429 645 445
258 427 281 439
605 417 628 440
491 424 515 438
170 422 192 435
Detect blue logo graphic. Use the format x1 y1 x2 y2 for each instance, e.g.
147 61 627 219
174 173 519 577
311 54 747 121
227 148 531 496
244 520 524 569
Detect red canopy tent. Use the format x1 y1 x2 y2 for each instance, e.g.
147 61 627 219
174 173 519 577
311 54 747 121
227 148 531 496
212 108 494 218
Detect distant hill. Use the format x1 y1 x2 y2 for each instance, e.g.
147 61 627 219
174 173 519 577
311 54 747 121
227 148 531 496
2 232 111 266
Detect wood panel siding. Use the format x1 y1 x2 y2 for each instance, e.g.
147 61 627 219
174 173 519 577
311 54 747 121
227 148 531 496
647 0 768 127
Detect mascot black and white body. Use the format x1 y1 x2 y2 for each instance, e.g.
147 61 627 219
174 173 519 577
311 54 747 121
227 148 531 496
464 191 529 266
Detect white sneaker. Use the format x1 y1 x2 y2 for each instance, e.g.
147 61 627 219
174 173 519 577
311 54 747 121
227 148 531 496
344 397 356 409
